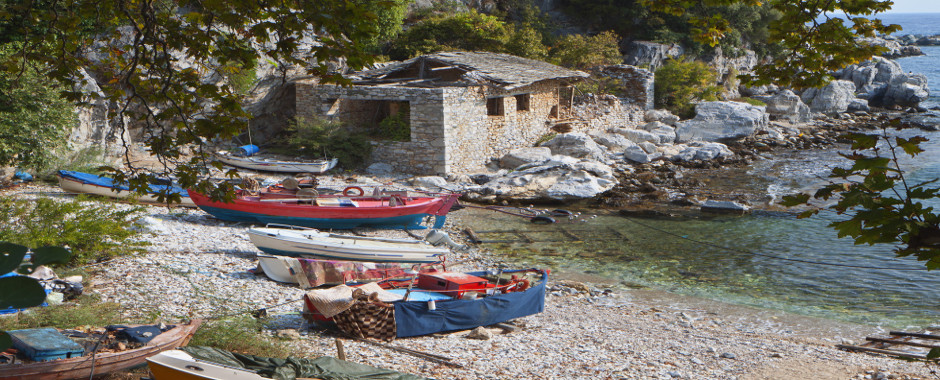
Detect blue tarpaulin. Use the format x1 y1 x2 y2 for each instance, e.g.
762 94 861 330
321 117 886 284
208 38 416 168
392 270 547 338
57 170 188 197
0 272 49 314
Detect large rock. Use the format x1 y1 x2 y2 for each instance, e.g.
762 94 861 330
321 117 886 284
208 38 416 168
623 145 660 163
802 80 857 114
882 74 930 109
622 41 684 71
644 109 680 125
675 101 768 142
672 142 734 162
499 147 553 169
472 157 616 202
753 90 812 123
588 131 638 151
639 121 677 144
540 133 605 161
610 128 659 144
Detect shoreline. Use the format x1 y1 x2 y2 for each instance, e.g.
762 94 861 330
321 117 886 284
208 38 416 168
3 184 935 379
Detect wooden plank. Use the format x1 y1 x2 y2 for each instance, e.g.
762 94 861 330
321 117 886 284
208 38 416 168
866 337 940 349
889 331 940 340
837 344 935 360
463 228 481 244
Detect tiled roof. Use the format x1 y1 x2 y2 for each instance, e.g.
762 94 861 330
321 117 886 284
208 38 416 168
355 51 589 90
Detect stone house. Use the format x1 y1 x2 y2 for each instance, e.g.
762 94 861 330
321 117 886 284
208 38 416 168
295 51 648 175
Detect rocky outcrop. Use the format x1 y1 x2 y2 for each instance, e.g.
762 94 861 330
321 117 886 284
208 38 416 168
499 147 553 169
837 57 930 109
592 65 655 110
752 90 812 123
644 109 680 126
622 41 683 71
802 80 857 114
539 133 607 162
858 36 924 58
638 121 677 144
469 155 617 202
675 102 769 142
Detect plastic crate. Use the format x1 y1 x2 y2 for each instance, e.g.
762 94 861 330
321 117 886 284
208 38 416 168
8 328 84 361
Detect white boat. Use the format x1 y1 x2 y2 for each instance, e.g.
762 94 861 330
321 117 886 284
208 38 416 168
147 350 265 380
248 226 449 263
215 150 338 173
57 170 196 207
256 253 433 288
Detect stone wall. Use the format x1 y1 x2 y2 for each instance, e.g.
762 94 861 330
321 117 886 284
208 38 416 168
445 82 565 173
593 65 655 110
295 79 642 175
296 82 447 174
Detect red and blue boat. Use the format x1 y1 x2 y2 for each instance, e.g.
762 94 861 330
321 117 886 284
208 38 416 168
188 189 460 229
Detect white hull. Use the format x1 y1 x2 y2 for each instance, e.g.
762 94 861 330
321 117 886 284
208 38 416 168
248 227 448 263
58 176 196 207
148 350 265 380
216 153 338 173
256 254 299 283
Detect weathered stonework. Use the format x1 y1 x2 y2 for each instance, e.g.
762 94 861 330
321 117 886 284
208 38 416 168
294 52 646 175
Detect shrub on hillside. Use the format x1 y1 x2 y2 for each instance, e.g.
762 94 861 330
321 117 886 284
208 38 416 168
273 117 372 170
549 31 622 70
654 58 721 118
387 10 548 60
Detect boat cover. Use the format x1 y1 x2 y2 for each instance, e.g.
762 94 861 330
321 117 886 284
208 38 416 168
58 170 188 196
393 270 547 338
180 346 426 380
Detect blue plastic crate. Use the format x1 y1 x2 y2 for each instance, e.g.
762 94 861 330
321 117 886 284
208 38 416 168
8 328 84 361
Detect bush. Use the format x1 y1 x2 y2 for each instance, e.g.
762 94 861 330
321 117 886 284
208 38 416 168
654 58 721 118
0 294 126 331
0 43 76 172
387 10 549 61
0 198 146 266
273 117 372 170
549 31 622 70
378 112 410 142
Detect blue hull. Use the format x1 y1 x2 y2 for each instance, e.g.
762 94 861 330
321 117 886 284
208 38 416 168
199 205 444 229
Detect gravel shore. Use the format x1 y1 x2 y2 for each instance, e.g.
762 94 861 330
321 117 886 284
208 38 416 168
5 183 935 379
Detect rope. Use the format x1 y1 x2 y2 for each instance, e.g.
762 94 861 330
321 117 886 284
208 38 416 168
620 217 928 271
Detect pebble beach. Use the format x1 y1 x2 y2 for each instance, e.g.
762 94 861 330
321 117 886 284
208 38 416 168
5 183 936 380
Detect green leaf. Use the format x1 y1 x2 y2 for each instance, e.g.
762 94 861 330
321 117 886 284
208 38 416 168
780 193 811 206
927 347 940 360
31 246 70 266
0 332 10 352
0 242 28 274
0 275 46 309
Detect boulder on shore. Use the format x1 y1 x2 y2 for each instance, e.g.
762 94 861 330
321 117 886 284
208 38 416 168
499 147 553 169
675 101 768 142
469 156 616 202
802 80 857 114
540 133 606 162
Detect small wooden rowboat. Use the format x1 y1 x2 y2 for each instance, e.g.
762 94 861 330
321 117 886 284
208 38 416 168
215 151 338 174
249 227 449 263
190 190 460 229
0 319 202 380
57 170 196 207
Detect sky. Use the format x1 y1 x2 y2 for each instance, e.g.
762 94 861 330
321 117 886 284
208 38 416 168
884 0 940 13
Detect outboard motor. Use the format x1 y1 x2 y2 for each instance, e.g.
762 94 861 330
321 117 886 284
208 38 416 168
425 229 468 252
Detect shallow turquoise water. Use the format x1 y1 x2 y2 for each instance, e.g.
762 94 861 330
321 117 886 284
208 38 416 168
460 207 939 329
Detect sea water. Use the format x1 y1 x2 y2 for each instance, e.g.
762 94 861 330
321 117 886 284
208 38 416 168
460 14 940 329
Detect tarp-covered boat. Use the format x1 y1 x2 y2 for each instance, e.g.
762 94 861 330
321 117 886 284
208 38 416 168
303 269 547 338
57 170 195 207
0 319 201 380
256 253 442 288
249 227 449 263
147 346 426 380
189 190 460 229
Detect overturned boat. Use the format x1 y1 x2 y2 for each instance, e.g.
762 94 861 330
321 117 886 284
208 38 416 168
57 170 195 207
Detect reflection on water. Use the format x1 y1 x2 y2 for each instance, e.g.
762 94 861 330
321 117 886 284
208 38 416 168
457 208 939 329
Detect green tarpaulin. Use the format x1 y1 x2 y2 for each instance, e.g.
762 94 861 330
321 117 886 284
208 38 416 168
181 346 427 380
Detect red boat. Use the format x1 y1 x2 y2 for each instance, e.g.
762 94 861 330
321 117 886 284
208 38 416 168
188 188 460 229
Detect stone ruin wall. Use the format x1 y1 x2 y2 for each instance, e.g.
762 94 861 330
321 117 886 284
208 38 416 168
295 83 448 174
444 81 564 174
295 71 652 175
